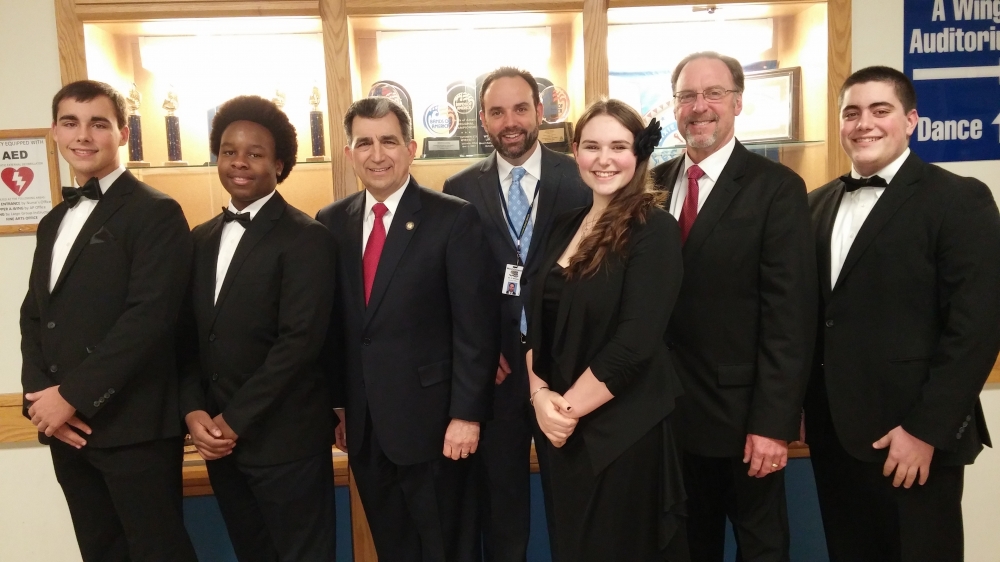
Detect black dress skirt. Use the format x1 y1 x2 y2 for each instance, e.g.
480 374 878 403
537 264 688 562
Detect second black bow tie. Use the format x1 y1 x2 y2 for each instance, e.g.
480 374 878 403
222 207 251 226
840 173 888 192
62 177 102 208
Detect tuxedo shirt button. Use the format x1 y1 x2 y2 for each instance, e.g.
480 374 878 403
363 338 371 346
49 365 58 373
46 321 56 329
825 320 835 328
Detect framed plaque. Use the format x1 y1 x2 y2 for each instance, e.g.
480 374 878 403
0 128 61 234
737 67 801 143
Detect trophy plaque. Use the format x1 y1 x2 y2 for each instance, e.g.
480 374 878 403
368 80 415 142
307 85 326 162
126 83 149 168
446 81 479 156
538 122 573 153
162 87 186 166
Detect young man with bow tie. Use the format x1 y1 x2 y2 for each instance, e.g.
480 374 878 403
21 80 197 562
179 95 337 562
806 65 1000 562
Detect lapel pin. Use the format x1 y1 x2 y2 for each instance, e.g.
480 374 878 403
406 221 415 231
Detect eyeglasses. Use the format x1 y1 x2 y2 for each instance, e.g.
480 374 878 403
673 87 740 105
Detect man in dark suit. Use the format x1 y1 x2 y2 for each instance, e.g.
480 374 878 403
442 66 590 562
20 80 197 562
179 95 337 562
651 52 816 562
806 65 1000 562
317 97 497 562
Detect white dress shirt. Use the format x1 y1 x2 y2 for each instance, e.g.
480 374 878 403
496 141 542 228
215 190 277 304
362 178 409 254
668 137 737 220
49 165 127 292
829 148 910 288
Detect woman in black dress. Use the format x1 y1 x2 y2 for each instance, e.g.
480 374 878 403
526 99 687 561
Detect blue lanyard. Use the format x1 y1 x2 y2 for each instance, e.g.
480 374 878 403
496 178 539 266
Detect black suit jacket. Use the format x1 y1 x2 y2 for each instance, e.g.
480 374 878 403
442 146 591 418
179 192 336 466
652 141 817 457
317 178 498 466
806 152 1000 465
20 170 192 447
527 206 685 473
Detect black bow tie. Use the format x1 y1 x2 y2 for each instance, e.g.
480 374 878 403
222 207 251 226
840 173 888 192
62 177 102 208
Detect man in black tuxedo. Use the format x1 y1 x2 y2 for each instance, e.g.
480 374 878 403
442 66 590 562
317 97 497 562
651 52 816 562
806 66 1000 562
179 95 337 562
20 80 197 562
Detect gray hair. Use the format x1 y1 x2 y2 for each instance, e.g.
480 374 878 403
343 97 412 144
671 51 745 94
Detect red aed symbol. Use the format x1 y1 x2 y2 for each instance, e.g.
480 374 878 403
1 167 34 196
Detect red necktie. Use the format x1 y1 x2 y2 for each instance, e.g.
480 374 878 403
678 164 704 244
363 202 388 305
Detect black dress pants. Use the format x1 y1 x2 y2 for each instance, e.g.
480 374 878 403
50 436 198 562
682 452 790 562
350 416 475 562
206 450 337 562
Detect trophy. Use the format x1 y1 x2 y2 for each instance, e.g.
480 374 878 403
162 86 186 166
307 85 327 162
125 83 149 168
272 88 286 110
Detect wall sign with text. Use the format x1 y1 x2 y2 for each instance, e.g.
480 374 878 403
904 0 1000 162
0 129 61 234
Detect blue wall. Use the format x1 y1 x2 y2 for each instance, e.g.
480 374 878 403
183 458 827 562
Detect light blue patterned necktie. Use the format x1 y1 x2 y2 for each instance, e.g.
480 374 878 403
507 166 533 335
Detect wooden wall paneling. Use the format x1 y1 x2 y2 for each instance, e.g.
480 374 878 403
826 0 852 179
344 0 581 15
56 0 88 86
321 0 357 202
73 1 319 20
582 0 609 105
0 394 37 444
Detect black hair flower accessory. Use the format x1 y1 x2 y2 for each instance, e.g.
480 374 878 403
633 118 662 162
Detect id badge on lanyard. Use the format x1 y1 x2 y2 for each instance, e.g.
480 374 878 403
498 180 538 297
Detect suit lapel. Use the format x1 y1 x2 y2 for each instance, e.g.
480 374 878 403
835 153 925 289
198 217 225 323
528 146 563 268
36 204 67 300
815 185 842 298
212 192 285 321
342 192 367 317
364 179 421 326
478 153 517 256
51 172 133 295
682 142 749 261
658 156 684 210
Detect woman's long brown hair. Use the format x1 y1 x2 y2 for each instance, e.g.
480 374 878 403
565 99 666 280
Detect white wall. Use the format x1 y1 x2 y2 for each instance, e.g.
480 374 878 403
0 1 82 560
853 1 1000 560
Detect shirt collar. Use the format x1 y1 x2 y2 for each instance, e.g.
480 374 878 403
496 141 543 184
683 136 736 182
227 189 276 220
851 148 910 185
364 176 410 219
78 165 126 194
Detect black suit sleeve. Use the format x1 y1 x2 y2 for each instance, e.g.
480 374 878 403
590 212 683 395
747 173 817 441
20 255 53 417
222 223 337 437
177 279 205 418
445 203 498 422
58 197 193 419
903 181 1000 450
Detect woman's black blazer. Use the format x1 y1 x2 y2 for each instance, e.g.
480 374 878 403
527 204 685 473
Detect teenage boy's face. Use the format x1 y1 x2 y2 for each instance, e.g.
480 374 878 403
51 95 128 182
217 120 282 210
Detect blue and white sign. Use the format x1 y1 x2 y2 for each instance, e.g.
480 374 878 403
904 0 1000 162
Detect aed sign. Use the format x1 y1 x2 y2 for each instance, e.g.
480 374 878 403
904 0 1000 162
